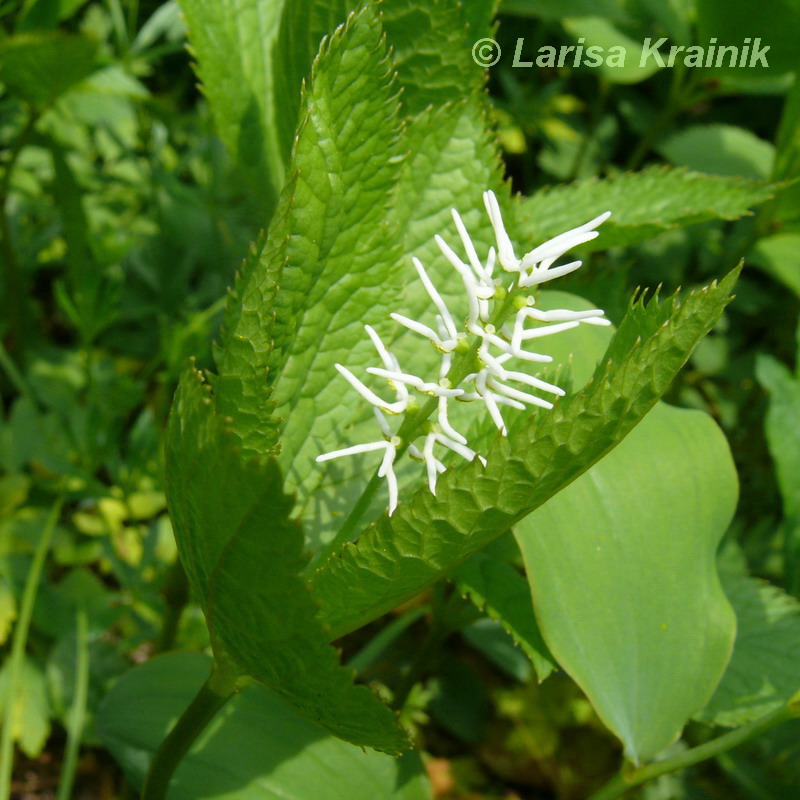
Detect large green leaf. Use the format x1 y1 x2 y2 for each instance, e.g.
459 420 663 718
381 0 494 116
309 267 740 640
177 0 354 213
0 31 98 107
213 6 403 466
696 0 800 75
696 565 800 728
749 235 800 299
97 653 430 800
657 124 775 180
519 167 781 251
514 403 738 762
166 371 407 753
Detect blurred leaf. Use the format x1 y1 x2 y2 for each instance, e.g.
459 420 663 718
697 0 800 75
0 579 15 646
455 552 556 681
97 652 431 799
0 31 98 107
461 617 533 682
757 355 800 521
131 0 185 54
0 656 51 758
658 124 775 180
519 167 781 251
773 76 800 221
749 234 800 299
515 402 738 762
501 0 626 21
696 568 800 727
563 17 662 84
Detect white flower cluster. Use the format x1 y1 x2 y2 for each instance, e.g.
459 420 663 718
316 191 611 514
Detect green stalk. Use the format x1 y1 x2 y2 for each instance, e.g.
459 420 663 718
141 662 240 800
0 496 64 800
56 605 89 800
587 694 800 800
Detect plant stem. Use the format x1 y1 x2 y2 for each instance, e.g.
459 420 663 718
141 663 239 800
587 696 800 800
155 559 190 653
346 607 426 673
56 605 89 800
1 110 39 356
0 495 64 800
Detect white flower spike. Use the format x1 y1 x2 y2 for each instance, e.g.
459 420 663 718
316 190 611 514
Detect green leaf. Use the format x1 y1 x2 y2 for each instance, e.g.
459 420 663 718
177 0 285 212
757 355 800 521
455 551 556 681
563 18 662 84
292 94 509 546
773 77 800 221
696 568 800 728
309 267 740 641
97 653 431 799
749 235 800 298
519 167 780 251
658 124 775 180
214 6 404 472
514 402 738 762
0 31 98 107
166 371 407 753
381 0 494 116
0 657 51 758
696 0 800 75
501 0 626 21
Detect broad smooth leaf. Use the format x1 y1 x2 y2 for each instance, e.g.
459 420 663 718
0 31 98 107
749 235 800 299
0 657 50 758
519 167 781 251
515 402 738 762
97 653 430 800
563 18 662 84
696 0 800 75
696 566 800 727
166 370 407 753
309 268 740 640
657 124 775 180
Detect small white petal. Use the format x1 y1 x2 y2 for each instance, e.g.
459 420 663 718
488 377 555 409
451 208 489 284
519 211 611 269
335 364 406 413
520 260 583 287
436 234 481 328
390 313 441 344
413 257 458 341
520 320 581 339
519 307 607 324
502 369 565 396
316 440 388 462
435 433 477 461
438 396 467 444
483 190 518 271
